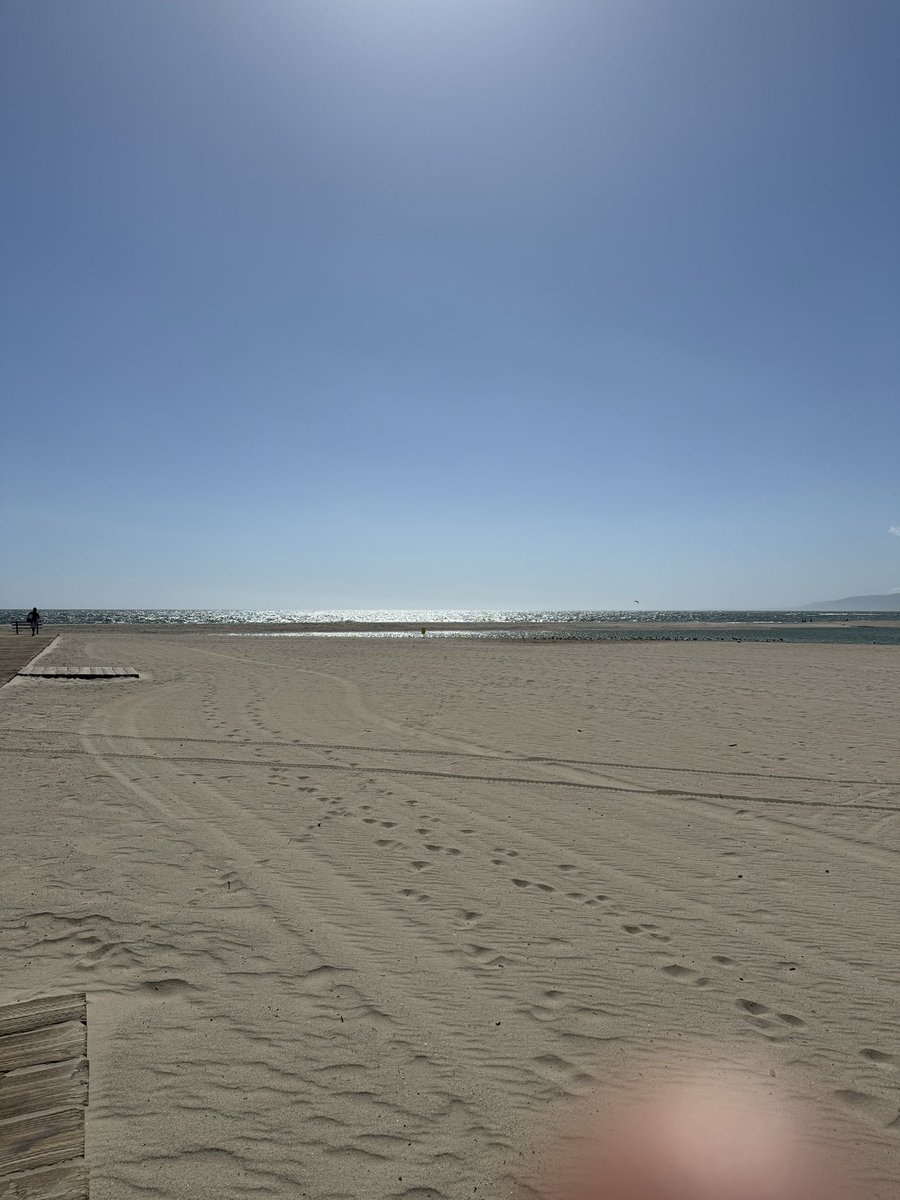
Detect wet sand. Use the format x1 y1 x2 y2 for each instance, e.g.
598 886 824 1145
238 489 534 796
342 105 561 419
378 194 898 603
1 629 898 1198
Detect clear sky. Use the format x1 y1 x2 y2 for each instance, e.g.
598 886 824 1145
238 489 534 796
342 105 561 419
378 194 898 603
2 0 898 610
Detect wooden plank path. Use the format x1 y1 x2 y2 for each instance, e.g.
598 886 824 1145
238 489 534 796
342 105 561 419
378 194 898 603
17 667 138 680
0 994 88 1199
0 637 54 689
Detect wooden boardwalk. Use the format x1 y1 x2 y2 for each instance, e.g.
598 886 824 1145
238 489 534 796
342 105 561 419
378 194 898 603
0 994 88 1199
0 636 54 689
17 667 138 680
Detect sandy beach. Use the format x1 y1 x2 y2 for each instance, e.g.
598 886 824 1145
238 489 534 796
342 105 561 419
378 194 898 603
1 628 898 1198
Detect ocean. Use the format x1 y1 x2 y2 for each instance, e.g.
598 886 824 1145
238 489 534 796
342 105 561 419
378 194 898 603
3 609 900 645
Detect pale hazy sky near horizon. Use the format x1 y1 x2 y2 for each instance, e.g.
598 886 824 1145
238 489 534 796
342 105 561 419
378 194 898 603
2 1 899 610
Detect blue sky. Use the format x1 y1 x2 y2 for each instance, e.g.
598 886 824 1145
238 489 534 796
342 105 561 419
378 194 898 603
2 0 898 609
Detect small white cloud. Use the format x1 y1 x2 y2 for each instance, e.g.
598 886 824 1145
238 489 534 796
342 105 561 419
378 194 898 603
890 526 900 536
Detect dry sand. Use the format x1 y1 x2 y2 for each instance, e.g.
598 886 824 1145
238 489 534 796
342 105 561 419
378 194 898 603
1 629 898 1198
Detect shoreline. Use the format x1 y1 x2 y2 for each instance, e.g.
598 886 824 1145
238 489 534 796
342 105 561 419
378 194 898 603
7 617 900 635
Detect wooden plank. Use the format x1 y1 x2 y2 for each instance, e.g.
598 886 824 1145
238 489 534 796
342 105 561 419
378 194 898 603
0 1027 85 1076
0 1061 88 1124
0 1110 83 1177
0 1160 88 1200
0 1000 84 1042
17 665 139 679
0 996 88 1200
0 636 54 689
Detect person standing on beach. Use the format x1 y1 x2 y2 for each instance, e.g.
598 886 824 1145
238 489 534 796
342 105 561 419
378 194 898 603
27 607 40 635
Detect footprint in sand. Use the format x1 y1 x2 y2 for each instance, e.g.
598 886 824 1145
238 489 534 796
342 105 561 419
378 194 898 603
531 1053 595 1093
623 923 672 944
736 998 805 1033
458 944 514 970
520 988 568 1024
455 909 482 926
661 963 710 987
860 1048 895 1067
140 977 197 998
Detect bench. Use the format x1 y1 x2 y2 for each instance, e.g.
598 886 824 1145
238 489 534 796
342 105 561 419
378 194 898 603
12 619 43 634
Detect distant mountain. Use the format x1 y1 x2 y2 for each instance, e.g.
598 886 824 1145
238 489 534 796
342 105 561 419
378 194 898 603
804 593 900 612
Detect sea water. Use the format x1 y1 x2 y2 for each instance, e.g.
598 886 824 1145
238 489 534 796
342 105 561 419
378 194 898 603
2 609 899 645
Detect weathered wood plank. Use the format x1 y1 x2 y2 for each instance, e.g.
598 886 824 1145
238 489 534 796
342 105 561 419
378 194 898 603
0 1027 85 1076
0 996 88 1198
0 1000 84 1042
0 1110 83 1176
0 637 55 689
0 1061 88 1124
18 666 138 679
0 1160 87 1200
